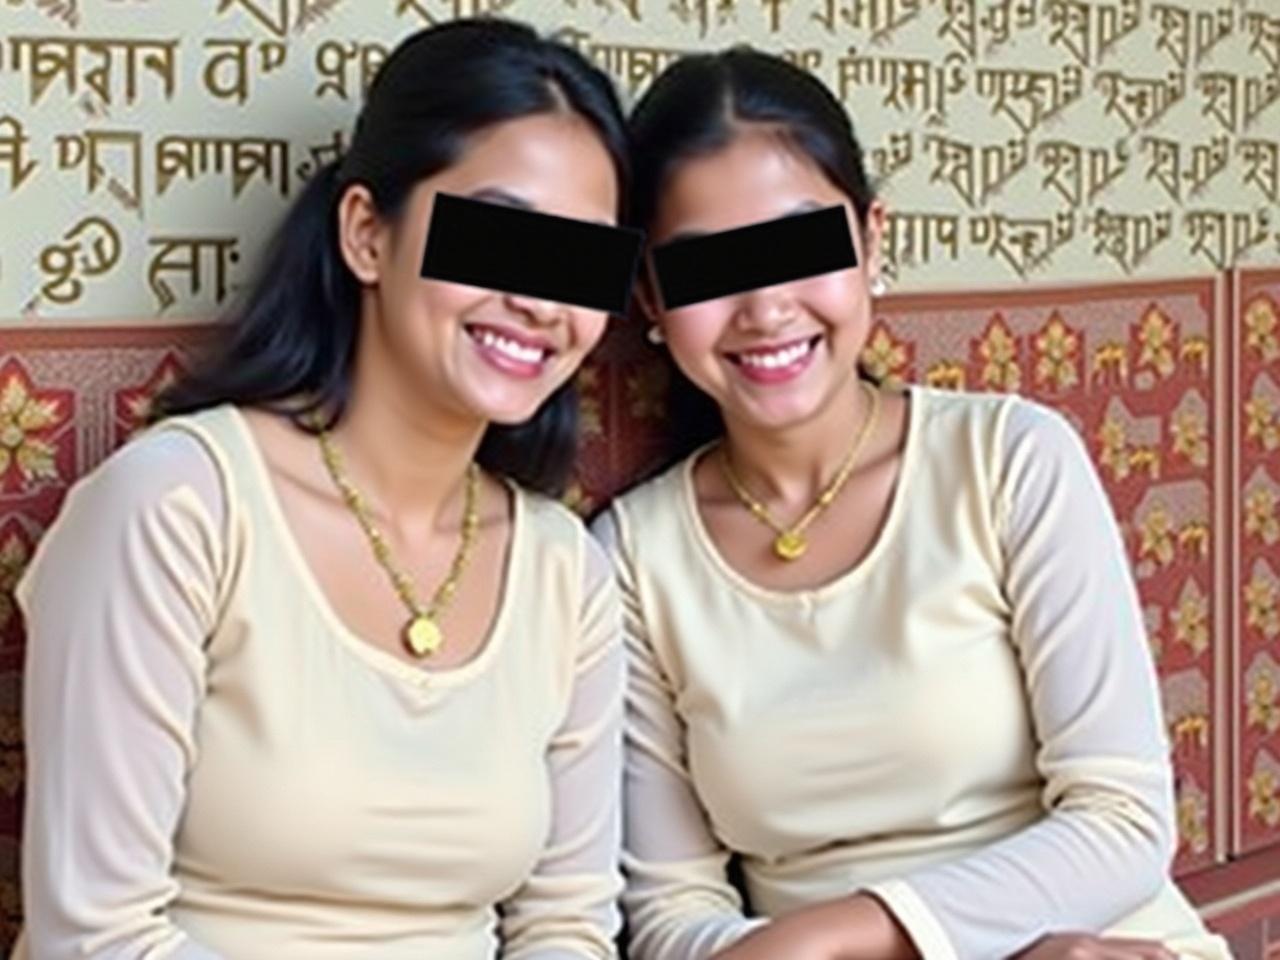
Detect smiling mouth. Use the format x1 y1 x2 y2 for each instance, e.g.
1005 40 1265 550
725 334 823 370
464 324 555 367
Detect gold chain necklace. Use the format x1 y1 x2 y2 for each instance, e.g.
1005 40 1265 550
719 381 881 562
316 428 480 658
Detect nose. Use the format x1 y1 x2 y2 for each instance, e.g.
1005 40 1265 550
502 290 570 327
732 284 800 337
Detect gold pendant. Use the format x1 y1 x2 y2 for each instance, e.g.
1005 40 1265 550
405 615 443 658
773 531 807 561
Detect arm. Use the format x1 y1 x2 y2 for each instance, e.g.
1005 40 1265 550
499 528 625 959
17 431 229 959
859 399 1177 960
591 509 766 960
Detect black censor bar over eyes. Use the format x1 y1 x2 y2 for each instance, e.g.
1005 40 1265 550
421 193 644 315
650 206 858 310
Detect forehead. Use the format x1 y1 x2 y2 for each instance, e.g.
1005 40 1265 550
652 130 847 239
428 112 620 222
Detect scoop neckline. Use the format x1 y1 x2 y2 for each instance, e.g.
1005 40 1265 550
228 405 520 690
679 383 922 604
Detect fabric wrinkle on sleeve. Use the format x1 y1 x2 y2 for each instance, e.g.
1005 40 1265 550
16 428 229 960
591 508 766 960
499 523 626 959
863 398 1177 960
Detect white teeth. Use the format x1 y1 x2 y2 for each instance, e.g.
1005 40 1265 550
738 339 813 369
475 329 545 365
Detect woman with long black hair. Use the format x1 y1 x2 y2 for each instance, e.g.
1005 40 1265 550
598 48 1231 960
16 19 629 959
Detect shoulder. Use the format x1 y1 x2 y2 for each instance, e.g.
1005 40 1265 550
516 484 588 543
600 450 701 547
510 484 609 589
909 383 1017 437
905 385 1089 459
18 425 230 608
994 393 1093 479
72 423 227 526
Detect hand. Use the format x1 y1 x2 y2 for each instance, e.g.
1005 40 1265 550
1013 933 1179 960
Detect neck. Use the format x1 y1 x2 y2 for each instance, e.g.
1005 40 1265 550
329 351 488 530
719 375 874 508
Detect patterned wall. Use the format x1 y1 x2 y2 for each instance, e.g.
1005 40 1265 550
1235 268 1280 859
2 0 1280 324
3 0 1280 953
5 276 1280 951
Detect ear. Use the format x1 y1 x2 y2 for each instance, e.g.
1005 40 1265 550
336 183 384 286
632 250 663 326
860 198 887 283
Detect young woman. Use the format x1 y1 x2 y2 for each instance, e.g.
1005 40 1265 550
595 49 1232 960
16 20 629 959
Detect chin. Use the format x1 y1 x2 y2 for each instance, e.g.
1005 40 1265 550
465 387 554 427
484 403 546 427
728 389 828 433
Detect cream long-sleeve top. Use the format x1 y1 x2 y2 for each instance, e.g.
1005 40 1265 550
594 385 1230 960
13 404 625 960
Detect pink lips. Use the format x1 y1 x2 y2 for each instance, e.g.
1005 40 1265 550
726 335 820 385
466 324 555 380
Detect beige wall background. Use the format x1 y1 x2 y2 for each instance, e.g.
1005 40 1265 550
1 0 1279 325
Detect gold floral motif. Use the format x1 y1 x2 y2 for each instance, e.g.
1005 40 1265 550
1245 571 1280 639
1128 446 1161 480
577 367 603 438
1175 782 1210 855
1245 486 1280 545
924 360 965 391
0 373 62 487
861 325 909 388
1177 521 1209 560
1137 306 1177 379
979 318 1021 391
1170 409 1209 467
1245 394 1280 451
1179 336 1210 376
1171 584 1209 657
119 367 180 439
561 481 596 517
1033 313 1080 390
1245 296 1280 364
1138 503 1176 567
1247 766 1280 828
625 361 668 421
1092 341 1129 384
1098 415 1131 481
1172 714 1209 750
1248 668 1280 735
0 533 31 634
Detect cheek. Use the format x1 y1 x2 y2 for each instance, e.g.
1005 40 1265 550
573 312 610 353
802 270 867 334
662 303 726 358
410 281 484 329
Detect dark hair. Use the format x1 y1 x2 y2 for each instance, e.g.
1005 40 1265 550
158 18 630 496
628 47 876 462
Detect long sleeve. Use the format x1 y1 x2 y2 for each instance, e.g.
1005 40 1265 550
15 431 229 960
864 398 1177 960
499 528 626 959
591 509 765 960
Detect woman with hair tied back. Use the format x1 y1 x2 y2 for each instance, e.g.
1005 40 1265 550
595 48 1233 960
15 19 630 960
